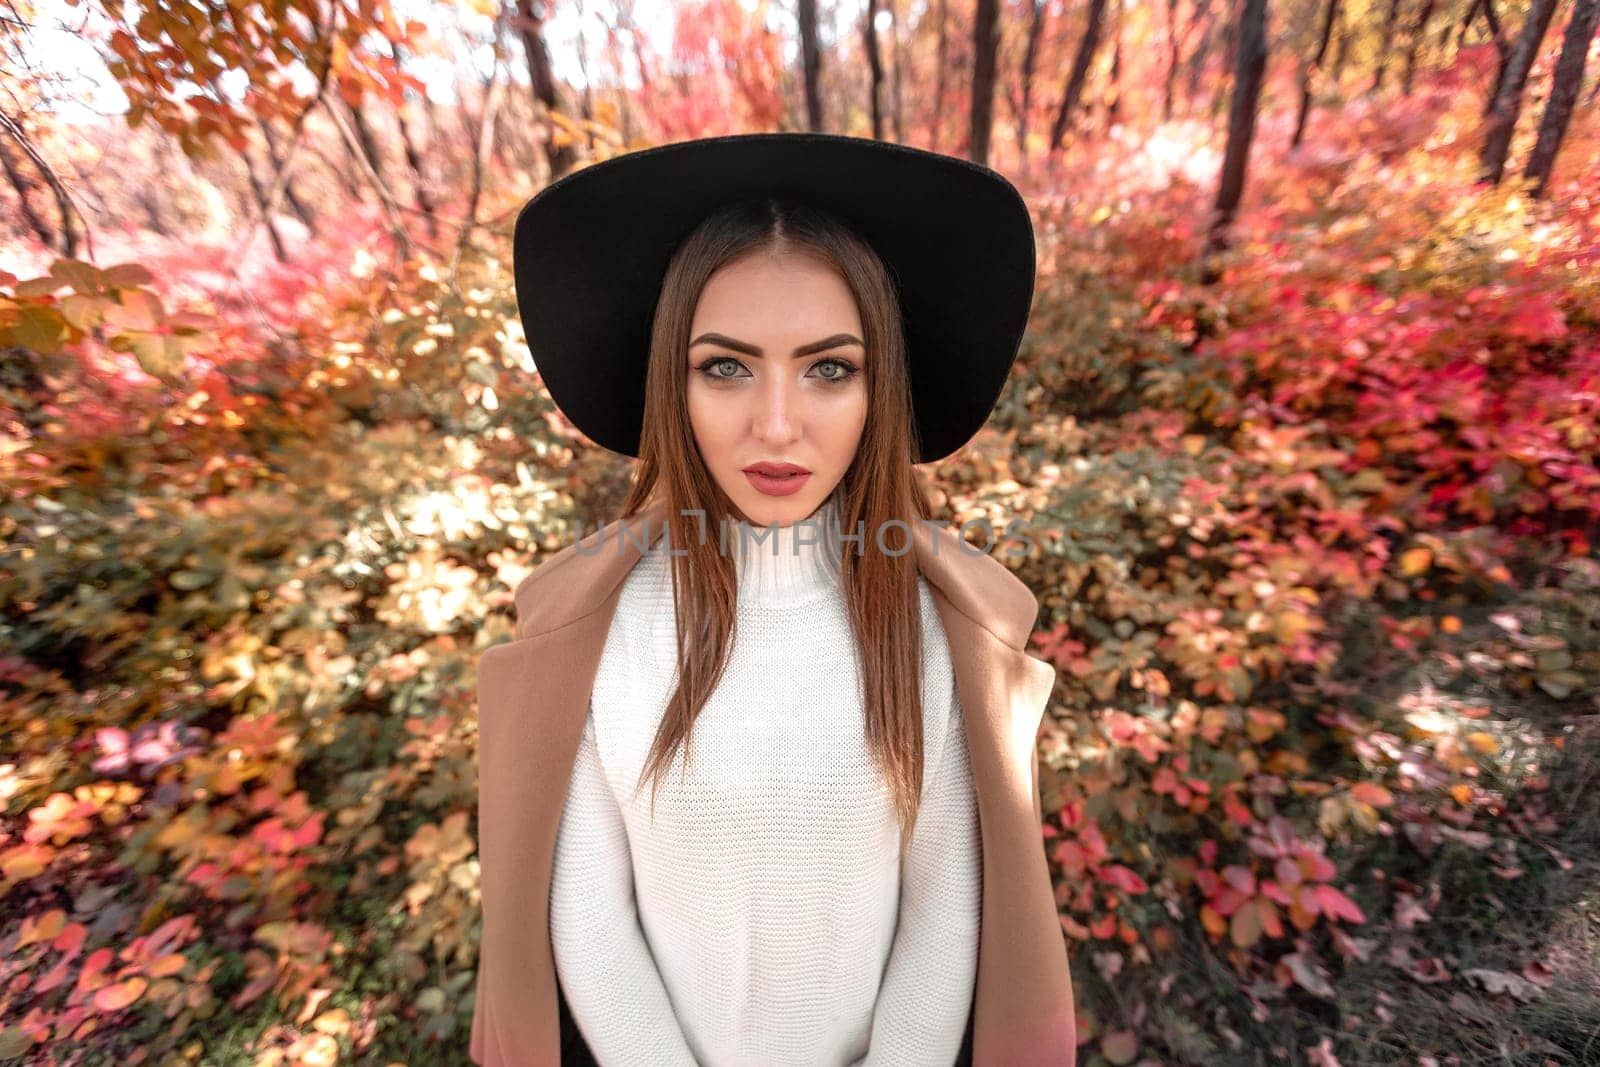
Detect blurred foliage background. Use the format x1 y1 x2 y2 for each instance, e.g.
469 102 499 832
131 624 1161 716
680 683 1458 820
2 0 1598 1062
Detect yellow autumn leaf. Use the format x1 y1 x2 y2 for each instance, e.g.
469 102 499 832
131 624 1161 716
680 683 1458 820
146 954 187 978
154 816 201 850
1318 795 1345 838
1245 708 1285 743
1467 731 1499 755
17 908 67 948
0 844 48 881
312 1008 353 1035
1398 547 1433 576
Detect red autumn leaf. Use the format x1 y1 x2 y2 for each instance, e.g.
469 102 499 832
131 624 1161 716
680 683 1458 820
1097 864 1149 895
1316 884 1365 924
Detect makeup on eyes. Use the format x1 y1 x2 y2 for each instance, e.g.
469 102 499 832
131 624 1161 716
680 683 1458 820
692 355 860 385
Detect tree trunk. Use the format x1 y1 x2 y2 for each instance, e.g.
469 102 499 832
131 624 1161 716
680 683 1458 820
1293 0 1341 147
1107 0 1124 126
969 0 1001 163
1016 0 1048 166
388 73 439 239
0 111 81 258
1211 0 1240 117
1402 0 1439 93
391 98 439 239
797 0 824 131
864 0 885 139
515 0 577 181
614 0 650 144
1372 0 1404 91
349 106 387 188
1187 0 1217 102
0 127 59 250
1457 0 1484 49
1479 0 1561 183
324 97 416 260
1331 0 1351 79
1202 0 1268 284
1049 0 1109 152
308 139 365 201
466 64 507 230
1523 0 1599 195
258 119 319 235
1430 0 1457 60
890 0 906 142
464 12 510 236
932 0 949 149
573 0 596 156
239 143 290 262
1481 0 1516 116
1164 0 1181 121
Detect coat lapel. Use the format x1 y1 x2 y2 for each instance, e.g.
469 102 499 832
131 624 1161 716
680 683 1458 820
470 499 1075 1065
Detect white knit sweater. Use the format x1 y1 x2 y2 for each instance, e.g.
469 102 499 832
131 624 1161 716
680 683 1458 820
548 492 980 1066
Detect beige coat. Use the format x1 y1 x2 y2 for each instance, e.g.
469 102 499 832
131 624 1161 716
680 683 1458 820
469 497 1076 1065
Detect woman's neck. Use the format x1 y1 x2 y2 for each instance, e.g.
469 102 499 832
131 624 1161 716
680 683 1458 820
728 491 843 605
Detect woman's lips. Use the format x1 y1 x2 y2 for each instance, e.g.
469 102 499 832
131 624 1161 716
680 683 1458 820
742 467 811 497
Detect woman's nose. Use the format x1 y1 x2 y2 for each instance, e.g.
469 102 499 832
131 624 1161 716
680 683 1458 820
752 375 801 445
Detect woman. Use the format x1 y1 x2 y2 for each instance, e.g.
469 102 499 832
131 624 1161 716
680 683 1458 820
470 133 1074 1067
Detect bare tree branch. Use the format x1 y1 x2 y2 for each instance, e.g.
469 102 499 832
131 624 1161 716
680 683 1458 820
222 0 340 274
323 95 420 262
0 107 88 259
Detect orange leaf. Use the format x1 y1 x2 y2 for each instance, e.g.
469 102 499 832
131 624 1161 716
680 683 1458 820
17 909 66 948
147 954 187 978
1349 782 1393 807
1398 547 1432 576
93 976 148 1012
1257 897 1284 940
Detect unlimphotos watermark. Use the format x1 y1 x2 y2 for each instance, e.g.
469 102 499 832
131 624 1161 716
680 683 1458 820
571 510 1036 558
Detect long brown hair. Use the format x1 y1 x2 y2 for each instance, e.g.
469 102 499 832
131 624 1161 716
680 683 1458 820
616 196 936 868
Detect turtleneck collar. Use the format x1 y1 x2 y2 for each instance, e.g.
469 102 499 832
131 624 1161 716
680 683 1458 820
728 489 844 606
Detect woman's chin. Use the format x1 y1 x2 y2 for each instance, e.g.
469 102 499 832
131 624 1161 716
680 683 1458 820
722 484 827 528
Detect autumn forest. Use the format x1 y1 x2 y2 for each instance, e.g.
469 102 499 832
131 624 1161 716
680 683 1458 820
2 0 1599 1062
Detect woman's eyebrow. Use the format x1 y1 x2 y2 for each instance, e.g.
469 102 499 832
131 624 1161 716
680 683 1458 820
688 332 864 358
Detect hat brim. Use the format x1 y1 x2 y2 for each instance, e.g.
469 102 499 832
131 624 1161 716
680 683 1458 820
512 132 1036 465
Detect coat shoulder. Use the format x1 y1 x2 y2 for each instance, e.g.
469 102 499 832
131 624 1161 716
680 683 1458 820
510 507 663 639
912 523 1043 653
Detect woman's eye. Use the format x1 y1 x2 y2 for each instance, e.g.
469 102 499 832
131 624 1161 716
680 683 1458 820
695 356 859 383
812 358 859 383
698 357 746 380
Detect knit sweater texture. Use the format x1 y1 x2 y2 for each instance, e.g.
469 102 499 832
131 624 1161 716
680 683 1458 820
548 492 981 1066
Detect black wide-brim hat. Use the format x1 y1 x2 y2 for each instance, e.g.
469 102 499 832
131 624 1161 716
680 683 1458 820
511 132 1036 464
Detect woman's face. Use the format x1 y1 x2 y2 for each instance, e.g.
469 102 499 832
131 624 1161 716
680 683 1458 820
686 248 868 528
